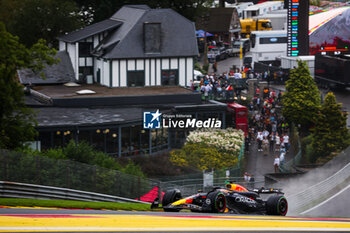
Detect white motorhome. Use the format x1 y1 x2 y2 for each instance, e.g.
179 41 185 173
250 30 287 64
243 2 284 19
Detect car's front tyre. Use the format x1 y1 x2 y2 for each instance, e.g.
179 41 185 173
162 189 182 212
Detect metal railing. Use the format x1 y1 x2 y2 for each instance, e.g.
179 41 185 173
287 147 350 214
0 181 147 203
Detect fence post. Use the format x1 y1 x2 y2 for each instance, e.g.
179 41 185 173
2 151 8 181
66 162 70 189
36 155 41 184
137 177 141 200
158 181 161 200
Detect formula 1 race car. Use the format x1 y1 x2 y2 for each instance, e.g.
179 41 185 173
151 183 288 216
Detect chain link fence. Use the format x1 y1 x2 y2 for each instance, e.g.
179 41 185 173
0 142 253 200
0 150 159 200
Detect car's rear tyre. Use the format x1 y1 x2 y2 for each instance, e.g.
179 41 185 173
162 189 182 212
266 195 288 216
206 191 227 213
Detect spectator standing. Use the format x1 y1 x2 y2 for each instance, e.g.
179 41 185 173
257 130 263 151
262 128 269 138
275 133 281 152
274 155 280 173
269 132 275 151
213 61 217 73
283 134 289 152
262 136 269 156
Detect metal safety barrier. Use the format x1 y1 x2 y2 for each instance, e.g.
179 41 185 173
287 147 350 214
0 181 148 204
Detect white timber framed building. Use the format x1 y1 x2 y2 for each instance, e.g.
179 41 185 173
58 5 198 88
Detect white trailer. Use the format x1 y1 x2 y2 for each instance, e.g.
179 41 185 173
250 30 287 65
280 56 315 77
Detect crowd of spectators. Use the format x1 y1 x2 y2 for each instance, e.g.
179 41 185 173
189 64 289 102
246 88 290 173
188 69 246 101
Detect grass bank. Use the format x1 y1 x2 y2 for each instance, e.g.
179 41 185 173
0 198 154 211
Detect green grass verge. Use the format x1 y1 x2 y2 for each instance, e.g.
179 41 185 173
0 198 156 211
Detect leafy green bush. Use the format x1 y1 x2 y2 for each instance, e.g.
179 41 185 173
14 140 145 177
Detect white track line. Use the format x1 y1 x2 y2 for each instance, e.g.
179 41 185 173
301 184 350 215
0 227 350 231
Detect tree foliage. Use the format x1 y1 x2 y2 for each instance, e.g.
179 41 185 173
73 0 214 23
19 140 145 177
0 0 84 48
282 60 321 135
170 143 238 170
0 23 58 149
170 128 244 170
311 92 350 162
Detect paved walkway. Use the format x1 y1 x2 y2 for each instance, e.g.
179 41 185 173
202 56 294 182
245 137 295 182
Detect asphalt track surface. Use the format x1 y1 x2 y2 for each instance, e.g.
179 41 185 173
309 7 350 34
1 207 350 233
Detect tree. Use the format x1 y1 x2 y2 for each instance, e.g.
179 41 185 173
311 92 349 162
169 128 244 170
73 0 214 23
0 23 58 149
282 60 321 136
170 143 238 170
0 0 83 48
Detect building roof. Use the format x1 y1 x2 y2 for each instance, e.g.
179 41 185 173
57 19 123 43
34 107 144 128
196 8 240 34
18 51 75 85
104 8 198 59
58 5 198 59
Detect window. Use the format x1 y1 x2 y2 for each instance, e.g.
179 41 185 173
144 23 161 53
79 67 93 83
259 37 287 44
127 71 145 87
79 42 93 57
161 70 178 86
261 22 272 29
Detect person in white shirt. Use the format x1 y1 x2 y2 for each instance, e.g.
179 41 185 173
275 133 281 152
256 131 263 151
263 129 269 138
283 134 289 152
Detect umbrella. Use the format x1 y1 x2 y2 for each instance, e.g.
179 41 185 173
196 30 213 38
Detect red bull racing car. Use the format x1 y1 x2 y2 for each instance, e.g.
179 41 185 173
151 183 288 216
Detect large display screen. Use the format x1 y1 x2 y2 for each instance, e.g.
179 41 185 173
287 0 350 56
309 1 350 55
